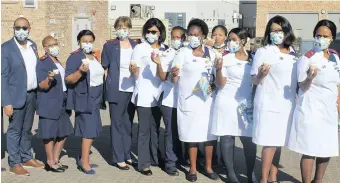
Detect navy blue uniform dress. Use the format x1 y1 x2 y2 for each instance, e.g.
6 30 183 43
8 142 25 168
36 54 73 139
65 50 103 138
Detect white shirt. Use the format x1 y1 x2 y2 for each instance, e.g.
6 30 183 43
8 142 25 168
55 62 67 92
119 48 134 92
14 39 37 91
131 42 164 107
154 48 178 108
88 58 104 87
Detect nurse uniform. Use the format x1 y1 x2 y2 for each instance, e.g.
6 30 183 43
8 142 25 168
173 46 217 142
250 45 298 146
211 52 253 137
288 49 340 157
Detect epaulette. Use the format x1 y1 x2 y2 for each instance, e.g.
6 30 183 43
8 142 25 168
304 50 315 59
70 49 81 55
329 48 339 57
39 54 48 61
221 50 230 56
106 39 118 43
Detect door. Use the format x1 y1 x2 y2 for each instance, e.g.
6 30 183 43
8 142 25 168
72 17 92 51
165 13 186 28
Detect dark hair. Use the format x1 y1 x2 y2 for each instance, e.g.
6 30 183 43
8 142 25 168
313 19 337 40
142 18 166 43
77 30 95 43
171 26 186 40
228 28 249 46
212 25 228 36
262 15 295 49
187 18 209 39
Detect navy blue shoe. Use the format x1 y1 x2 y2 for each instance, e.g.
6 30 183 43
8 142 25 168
76 156 95 175
76 156 98 168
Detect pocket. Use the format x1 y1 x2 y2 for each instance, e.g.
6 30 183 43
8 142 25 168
74 92 88 112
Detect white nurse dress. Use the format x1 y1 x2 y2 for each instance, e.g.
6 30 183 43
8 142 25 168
288 49 340 157
172 46 217 142
250 45 298 146
211 53 253 137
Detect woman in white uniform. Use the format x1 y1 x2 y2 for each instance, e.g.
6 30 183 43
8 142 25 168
171 19 218 182
129 18 166 176
288 20 339 183
250 16 297 183
212 28 257 183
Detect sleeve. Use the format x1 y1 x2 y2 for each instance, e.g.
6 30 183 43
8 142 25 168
297 56 310 83
36 62 49 83
250 48 265 76
131 44 145 68
101 43 110 69
65 54 80 77
171 49 185 77
1 47 11 107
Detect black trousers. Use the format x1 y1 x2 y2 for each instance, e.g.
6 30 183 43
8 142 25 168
159 105 181 168
220 135 257 182
136 106 161 170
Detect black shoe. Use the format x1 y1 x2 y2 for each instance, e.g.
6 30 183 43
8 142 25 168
165 167 179 176
186 173 197 182
57 161 68 170
113 163 130 170
45 164 65 173
140 168 153 176
125 160 137 167
205 172 219 180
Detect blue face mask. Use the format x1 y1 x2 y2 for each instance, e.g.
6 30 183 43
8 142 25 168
145 33 159 44
314 37 331 51
270 31 284 45
227 41 240 53
188 36 201 49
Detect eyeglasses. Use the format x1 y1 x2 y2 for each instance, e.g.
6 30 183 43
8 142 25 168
14 26 28 31
270 30 283 33
146 30 158 35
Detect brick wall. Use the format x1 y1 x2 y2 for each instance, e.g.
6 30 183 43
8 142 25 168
256 0 340 37
1 0 108 65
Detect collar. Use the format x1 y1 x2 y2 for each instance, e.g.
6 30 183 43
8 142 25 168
14 37 32 50
269 44 295 55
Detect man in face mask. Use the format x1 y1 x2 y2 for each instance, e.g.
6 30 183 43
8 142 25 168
1 17 44 176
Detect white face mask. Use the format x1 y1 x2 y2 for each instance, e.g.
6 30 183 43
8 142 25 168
116 29 129 39
188 36 201 49
81 42 93 54
314 37 332 51
171 39 182 50
270 31 284 45
14 29 29 41
48 46 60 57
145 33 159 44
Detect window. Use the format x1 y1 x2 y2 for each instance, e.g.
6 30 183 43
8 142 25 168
24 0 37 8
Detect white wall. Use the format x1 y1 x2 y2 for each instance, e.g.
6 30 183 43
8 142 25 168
108 0 240 30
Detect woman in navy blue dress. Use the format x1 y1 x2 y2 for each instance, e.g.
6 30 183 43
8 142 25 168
65 30 104 174
36 36 73 173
